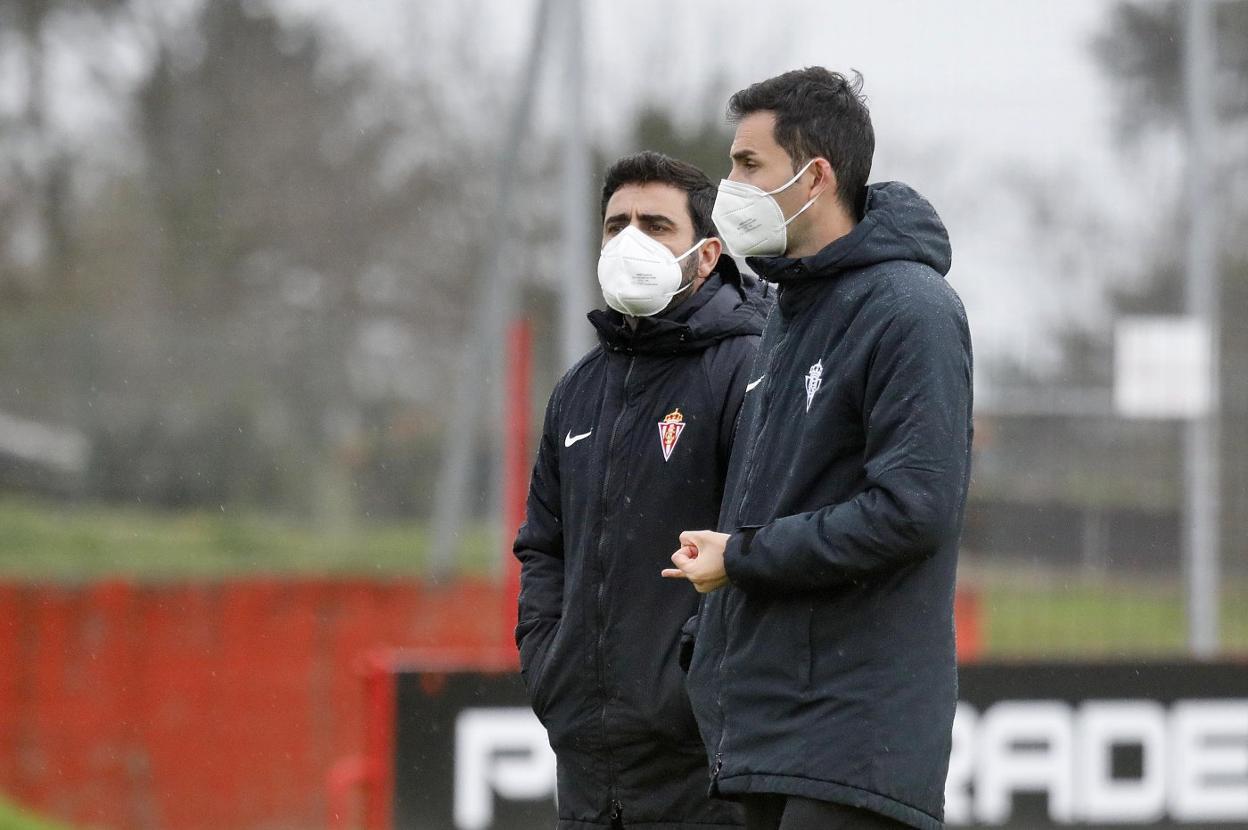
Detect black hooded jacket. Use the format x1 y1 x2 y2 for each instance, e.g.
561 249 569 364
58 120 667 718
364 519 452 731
514 266 769 829
684 183 973 829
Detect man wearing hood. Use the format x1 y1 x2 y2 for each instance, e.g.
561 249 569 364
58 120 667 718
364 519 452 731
514 151 769 829
664 69 973 830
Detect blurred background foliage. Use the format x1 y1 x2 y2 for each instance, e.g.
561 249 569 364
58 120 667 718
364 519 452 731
0 0 1244 653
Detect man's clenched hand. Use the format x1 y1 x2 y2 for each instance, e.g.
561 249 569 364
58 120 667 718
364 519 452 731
661 530 730 593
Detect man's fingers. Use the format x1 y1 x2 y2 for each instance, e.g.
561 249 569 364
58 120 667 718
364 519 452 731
678 529 705 548
663 550 696 580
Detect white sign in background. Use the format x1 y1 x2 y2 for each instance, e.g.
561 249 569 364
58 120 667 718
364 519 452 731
453 700 1248 829
1114 316 1214 420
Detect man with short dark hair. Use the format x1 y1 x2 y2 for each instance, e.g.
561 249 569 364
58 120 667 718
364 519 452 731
664 68 973 830
515 150 767 828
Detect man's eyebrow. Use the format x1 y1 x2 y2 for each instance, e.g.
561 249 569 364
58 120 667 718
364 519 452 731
603 210 678 229
731 148 758 162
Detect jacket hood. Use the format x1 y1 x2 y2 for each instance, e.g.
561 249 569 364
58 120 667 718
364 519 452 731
588 256 771 355
747 181 952 285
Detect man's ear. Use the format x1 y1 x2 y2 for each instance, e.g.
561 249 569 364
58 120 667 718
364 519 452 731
810 158 837 201
699 237 722 279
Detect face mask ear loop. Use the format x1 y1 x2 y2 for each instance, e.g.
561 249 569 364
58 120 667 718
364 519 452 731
773 159 821 227
673 237 710 263
662 238 713 302
781 194 820 228
763 158 818 197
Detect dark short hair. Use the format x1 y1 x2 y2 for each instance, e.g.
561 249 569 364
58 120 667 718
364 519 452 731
600 151 717 241
728 67 874 218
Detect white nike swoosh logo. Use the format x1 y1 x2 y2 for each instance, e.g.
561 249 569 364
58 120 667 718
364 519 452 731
564 430 592 447
745 376 765 392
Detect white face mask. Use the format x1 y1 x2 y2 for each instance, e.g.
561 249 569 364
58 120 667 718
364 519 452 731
712 159 819 257
596 225 707 317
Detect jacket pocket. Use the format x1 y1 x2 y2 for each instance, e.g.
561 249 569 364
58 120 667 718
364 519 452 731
516 616 560 715
669 668 704 747
798 599 814 691
678 611 699 673
724 592 811 696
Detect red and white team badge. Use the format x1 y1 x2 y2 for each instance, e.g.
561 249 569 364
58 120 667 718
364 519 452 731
658 408 686 462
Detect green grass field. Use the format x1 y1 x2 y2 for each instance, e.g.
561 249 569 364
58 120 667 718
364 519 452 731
1 496 1244 658
0 496 495 581
0 797 72 830
964 560 1248 658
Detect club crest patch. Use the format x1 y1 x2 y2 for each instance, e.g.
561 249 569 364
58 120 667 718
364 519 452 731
658 408 686 462
805 360 823 412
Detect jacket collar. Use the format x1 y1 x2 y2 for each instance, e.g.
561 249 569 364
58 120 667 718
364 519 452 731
745 211 877 287
589 274 725 355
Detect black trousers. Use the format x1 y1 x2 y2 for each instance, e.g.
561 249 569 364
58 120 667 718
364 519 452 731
741 794 911 830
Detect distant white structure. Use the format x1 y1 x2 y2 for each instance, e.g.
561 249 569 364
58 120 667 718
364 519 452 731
1114 315 1213 421
0 409 89 474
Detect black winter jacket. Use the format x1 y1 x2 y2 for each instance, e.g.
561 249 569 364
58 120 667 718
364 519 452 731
514 268 769 829
685 183 973 830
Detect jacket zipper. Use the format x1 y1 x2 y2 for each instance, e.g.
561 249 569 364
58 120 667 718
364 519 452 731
714 314 793 772
732 316 791 522
595 354 634 822
712 590 731 783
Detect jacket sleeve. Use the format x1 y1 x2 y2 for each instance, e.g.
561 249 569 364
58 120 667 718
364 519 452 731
724 285 973 593
513 389 565 656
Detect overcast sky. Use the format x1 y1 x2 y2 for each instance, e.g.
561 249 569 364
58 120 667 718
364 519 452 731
6 0 1180 385
580 0 1173 374
268 0 1189 381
